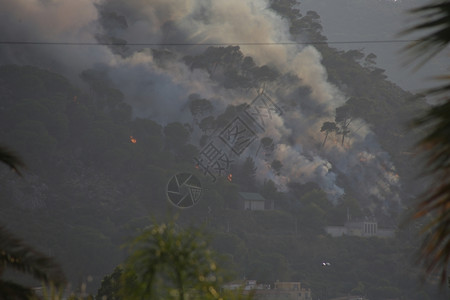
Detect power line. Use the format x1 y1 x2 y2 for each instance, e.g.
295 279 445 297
0 39 418 47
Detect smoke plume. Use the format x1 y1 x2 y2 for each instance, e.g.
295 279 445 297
0 0 402 209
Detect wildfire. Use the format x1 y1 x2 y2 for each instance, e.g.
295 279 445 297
227 173 232 182
358 151 375 163
130 136 137 144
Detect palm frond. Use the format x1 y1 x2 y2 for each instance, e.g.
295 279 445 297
0 145 25 176
412 89 450 285
0 226 67 288
400 1 450 68
412 178 450 284
401 0 450 285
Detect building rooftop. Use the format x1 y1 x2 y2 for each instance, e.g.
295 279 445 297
238 192 266 201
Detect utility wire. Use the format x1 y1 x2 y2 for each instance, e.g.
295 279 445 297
0 40 418 46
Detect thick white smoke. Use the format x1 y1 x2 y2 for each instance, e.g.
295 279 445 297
0 0 401 208
0 0 111 77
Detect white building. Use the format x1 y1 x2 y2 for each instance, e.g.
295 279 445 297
238 192 273 211
325 218 395 238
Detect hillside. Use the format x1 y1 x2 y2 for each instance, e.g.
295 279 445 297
0 0 446 299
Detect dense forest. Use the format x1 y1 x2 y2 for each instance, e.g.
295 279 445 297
0 0 446 299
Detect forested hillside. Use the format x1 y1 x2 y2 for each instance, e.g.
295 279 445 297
0 0 446 299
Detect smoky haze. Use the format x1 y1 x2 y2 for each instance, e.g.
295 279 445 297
0 0 404 210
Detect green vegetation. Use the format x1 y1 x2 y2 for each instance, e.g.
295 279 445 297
0 53 438 300
119 219 250 300
0 1 448 299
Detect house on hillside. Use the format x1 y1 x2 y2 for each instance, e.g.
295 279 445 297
238 192 274 211
325 217 395 238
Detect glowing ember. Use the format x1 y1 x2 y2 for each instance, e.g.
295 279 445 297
227 173 232 182
130 136 137 144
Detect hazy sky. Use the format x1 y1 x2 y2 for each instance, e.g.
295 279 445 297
300 0 449 93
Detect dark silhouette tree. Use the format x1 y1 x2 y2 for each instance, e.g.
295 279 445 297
234 157 257 190
96 266 123 300
251 65 279 90
241 56 256 77
271 160 283 176
335 105 353 146
261 179 280 209
260 137 275 159
187 95 213 124
198 116 215 135
184 46 243 77
363 53 377 70
401 0 450 285
320 121 338 148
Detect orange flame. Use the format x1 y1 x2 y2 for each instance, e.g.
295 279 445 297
227 173 232 182
130 136 137 144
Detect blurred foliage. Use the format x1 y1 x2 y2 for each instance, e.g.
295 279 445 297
0 0 448 298
400 1 450 68
400 0 450 286
121 219 224 300
0 146 66 299
97 219 251 300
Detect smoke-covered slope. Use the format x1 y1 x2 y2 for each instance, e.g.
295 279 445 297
0 0 428 210
0 0 443 299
